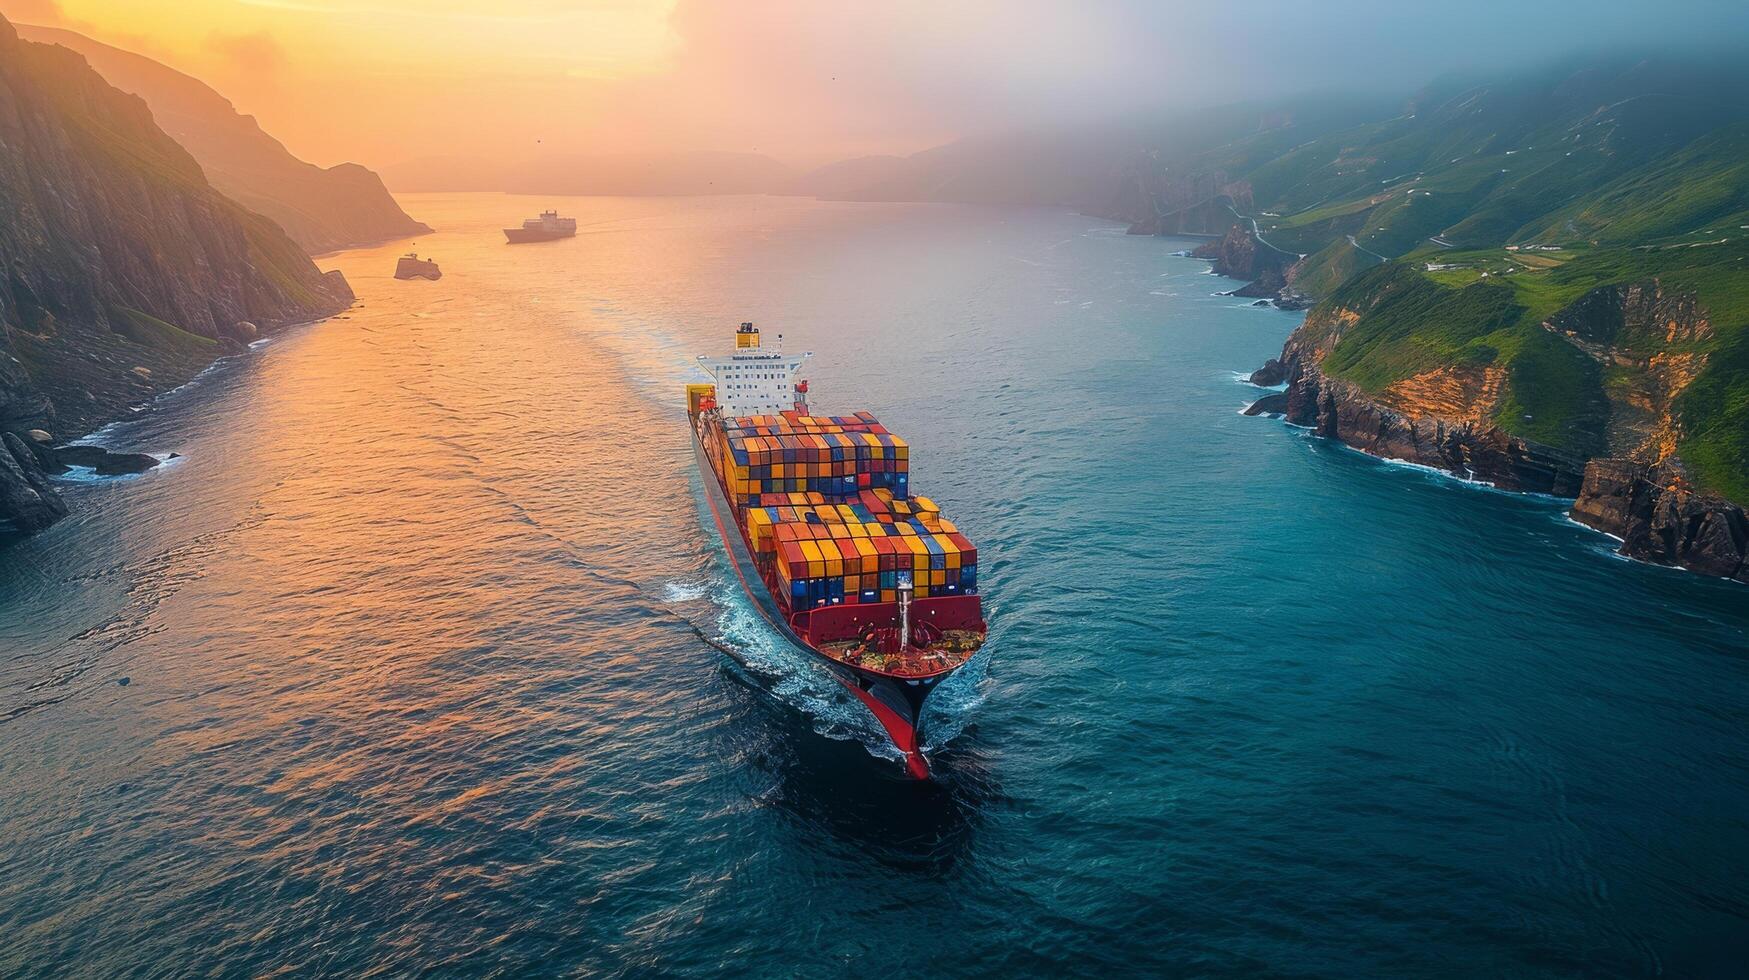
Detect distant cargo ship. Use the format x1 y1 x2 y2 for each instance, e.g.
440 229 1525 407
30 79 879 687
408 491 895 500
504 210 577 244
394 253 441 280
689 322 987 779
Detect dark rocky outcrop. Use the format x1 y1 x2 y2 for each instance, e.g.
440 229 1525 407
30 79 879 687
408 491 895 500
0 430 67 538
17 25 430 255
52 444 160 475
1232 272 1286 299
1570 459 1748 582
1193 223 1300 303
1195 223 1291 280
1242 391 1290 417
0 14 353 540
1249 359 1287 387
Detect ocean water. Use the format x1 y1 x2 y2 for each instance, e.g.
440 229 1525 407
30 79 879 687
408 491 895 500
2 194 1746 977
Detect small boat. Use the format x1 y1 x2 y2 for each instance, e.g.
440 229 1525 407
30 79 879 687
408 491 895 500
394 253 441 280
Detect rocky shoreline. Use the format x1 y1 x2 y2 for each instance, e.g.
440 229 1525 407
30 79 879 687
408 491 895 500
0 15 357 546
1220 236 1747 585
0 316 339 542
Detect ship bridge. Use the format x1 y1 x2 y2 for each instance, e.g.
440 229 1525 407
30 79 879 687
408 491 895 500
696 323 811 417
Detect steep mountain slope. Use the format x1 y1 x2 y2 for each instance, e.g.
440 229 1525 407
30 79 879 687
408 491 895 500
1266 225 1748 580
17 24 430 254
1091 54 1749 582
0 14 352 447
1241 56 1749 259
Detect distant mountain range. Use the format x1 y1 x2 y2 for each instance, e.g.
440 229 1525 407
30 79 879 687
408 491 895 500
16 24 430 255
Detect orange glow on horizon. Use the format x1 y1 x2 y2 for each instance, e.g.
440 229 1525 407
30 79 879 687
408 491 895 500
6 0 684 167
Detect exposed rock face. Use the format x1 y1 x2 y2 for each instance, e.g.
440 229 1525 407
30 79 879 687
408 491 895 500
0 15 351 432
0 13 353 540
0 430 67 538
1572 459 1749 582
1193 224 1298 301
1544 278 1712 462
1265 298 1590 493
1242 391 1289 417
17 25 430 255
1256 274 1743 585
1280 354 1589 494
1249 359 1286 386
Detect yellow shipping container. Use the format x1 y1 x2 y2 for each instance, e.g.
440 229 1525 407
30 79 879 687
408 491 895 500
905 536 929 570
799 539 825 579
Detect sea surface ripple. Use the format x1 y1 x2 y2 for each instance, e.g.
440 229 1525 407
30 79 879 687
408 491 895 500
2 195 1746 977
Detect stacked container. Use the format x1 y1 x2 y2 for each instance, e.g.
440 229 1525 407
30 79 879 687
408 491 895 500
702 409 976 611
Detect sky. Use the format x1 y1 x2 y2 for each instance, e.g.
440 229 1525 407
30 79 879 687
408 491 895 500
5 0 1748 171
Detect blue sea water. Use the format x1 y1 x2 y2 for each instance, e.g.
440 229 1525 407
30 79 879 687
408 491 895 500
2 194 1746 977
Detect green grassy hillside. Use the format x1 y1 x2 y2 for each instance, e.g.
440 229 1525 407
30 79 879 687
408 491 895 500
1153 53 1749 504
1315 239 1749 498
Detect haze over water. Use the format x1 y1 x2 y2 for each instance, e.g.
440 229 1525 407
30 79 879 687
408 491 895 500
2 194 1746 975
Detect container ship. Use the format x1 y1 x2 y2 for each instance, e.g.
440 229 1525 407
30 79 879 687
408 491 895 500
504 209 577 244
689 323 986 779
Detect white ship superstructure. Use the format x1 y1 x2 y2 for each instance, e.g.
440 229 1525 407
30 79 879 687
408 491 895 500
695 322 811 416
522 210 576 234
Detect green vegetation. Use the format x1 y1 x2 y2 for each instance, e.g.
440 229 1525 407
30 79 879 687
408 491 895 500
1492 329 1608 454
1292 239 1384 298
1320 265 1526 388
1676 327 1749 504
1164 56 1749 501
1315 239 1749 494
108 306 216 355
1525 124 1749 246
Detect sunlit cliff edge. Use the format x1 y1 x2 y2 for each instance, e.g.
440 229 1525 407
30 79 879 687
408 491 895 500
15 24 432 256
0 13 354 539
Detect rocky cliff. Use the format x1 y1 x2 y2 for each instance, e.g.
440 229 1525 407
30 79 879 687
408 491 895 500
1570 459 1748 582
1273 310 1590 495
17 24 430 255
0 14 353 539
1258 261 1746 582
1194 224 1308 308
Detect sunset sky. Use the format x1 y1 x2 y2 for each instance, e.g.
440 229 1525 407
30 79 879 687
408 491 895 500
5 0 1745 172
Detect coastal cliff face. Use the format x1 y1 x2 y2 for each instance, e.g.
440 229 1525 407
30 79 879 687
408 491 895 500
0 14 353 539
1262 264 1746 581
1275 310 1590 494
1570 460 1748 582
17 24 430 255
1191 223 1311 308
